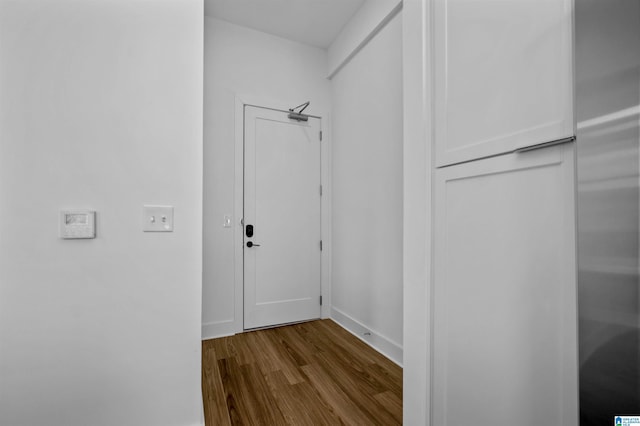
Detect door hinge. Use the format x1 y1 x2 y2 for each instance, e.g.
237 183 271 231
320 240 323 251
320 295 323 306
320 185 323 196
319 131 323 141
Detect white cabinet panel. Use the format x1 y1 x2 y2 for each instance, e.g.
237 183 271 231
434 143 578 425
435 0 574 166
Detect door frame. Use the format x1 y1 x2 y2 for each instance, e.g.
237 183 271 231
233 95 331 334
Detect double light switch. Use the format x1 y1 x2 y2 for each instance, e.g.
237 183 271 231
143 205 174 232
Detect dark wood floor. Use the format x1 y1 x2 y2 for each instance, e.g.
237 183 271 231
202 319 402 425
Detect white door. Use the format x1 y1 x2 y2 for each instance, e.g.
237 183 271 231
434 0 574 166
243 105 322 330
433 142 578 425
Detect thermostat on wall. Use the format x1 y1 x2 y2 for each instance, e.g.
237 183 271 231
60 210 96 239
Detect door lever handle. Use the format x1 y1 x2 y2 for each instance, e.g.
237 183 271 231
246 241 260 248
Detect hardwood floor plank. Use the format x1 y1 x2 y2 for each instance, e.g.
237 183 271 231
218 357 287 425
286 321 327 354
311 351 401 425
366 362 403 397
202 341 232 426
316 320 383 365
265 370 344 426
300 363 377 425
202 319 403 425
216 357 250 425
209 335 234 360
260 328 306 385
374 390 403 423
306 320 380 368
272 325 316 366
237 362 288 424
315 320 403 388
230 332 257 366
290 321 376 378
313 348 387 397
247 329 283 375
301 322 393 392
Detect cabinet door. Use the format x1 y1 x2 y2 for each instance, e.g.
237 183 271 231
434 0 574 167
433 143 578 425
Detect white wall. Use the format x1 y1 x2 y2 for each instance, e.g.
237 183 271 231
203 17 331 338
330 11 403 365
0 1 204 425
328 0 402 78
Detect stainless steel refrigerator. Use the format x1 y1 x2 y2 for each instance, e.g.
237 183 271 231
576 0 640 423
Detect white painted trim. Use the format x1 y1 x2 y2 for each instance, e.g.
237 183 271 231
320 115 332 320
330 307 403 367
402 0 432 424
234 97 245 334
201 320 236 340
234 94 332 332
199 396 205 426
327 0 403 79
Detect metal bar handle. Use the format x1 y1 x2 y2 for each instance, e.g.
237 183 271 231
514 136 576 154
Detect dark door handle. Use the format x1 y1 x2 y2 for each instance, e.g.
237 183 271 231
246 241 260 248
246 224 254 238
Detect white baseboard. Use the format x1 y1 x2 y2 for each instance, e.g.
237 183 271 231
201 320 236 340
330 307 403 367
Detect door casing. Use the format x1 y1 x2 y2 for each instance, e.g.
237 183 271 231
243 104 321 329
233 95 331 334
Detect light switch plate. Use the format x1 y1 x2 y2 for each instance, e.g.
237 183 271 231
143 205 174 232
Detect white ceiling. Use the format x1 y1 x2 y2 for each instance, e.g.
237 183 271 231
204 0 367 49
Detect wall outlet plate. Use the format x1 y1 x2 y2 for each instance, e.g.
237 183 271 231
143 205 174 232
